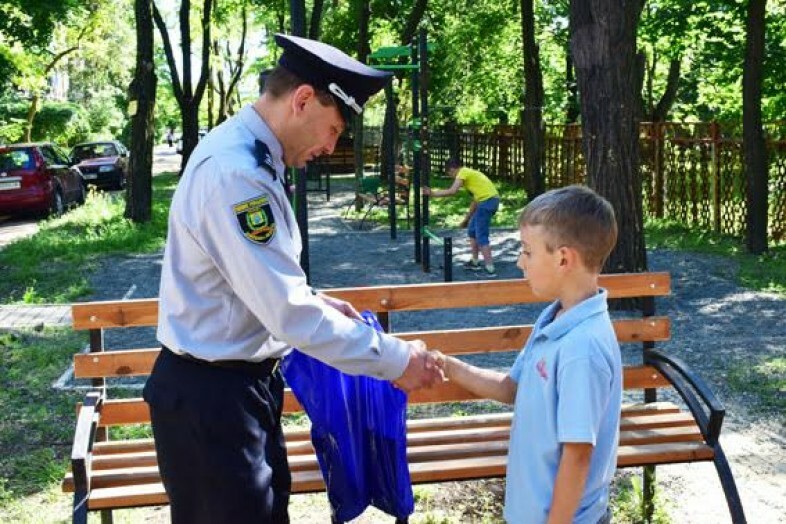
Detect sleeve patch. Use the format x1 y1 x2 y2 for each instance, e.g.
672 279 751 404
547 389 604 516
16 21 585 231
234 195 276 244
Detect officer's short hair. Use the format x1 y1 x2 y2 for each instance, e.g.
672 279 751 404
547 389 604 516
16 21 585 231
518 185 618 272
262 66 336 108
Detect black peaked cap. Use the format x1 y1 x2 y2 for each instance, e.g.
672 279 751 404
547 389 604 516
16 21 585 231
275 34 392 122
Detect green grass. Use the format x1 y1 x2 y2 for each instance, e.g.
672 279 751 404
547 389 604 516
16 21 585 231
727 356 786 420
0 329 86 522
0 175 178 304
645 218 786 295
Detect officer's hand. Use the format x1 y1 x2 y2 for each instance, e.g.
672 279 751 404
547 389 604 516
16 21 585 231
393 340 445 393
317 293 363 321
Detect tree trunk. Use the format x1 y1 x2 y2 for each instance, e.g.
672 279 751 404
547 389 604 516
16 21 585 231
353 0 371 212
570 0 647 275
565 48 579 123
152 0 213 172
401 0 428 45
125 0 157 223
744 0 768 254
308 0 325 40
25 94 39 142
521 0 544 201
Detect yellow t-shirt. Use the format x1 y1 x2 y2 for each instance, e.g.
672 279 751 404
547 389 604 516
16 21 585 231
456 167 498 202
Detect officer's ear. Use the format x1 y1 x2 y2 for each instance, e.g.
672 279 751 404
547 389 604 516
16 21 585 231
291 84 316 115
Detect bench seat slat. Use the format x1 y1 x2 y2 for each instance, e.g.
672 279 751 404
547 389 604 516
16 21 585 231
82 424 702 477
82 440 712 510
66 405 708 493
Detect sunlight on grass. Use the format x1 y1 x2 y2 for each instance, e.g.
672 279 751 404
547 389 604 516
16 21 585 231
646 218 786 295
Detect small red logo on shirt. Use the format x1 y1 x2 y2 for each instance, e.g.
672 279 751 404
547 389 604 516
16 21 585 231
536 358 548 380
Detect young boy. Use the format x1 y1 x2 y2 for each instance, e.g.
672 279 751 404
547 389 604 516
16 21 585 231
422 159 500 276
437 185 622 524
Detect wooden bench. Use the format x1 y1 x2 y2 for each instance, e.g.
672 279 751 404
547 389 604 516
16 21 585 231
62 272 746 523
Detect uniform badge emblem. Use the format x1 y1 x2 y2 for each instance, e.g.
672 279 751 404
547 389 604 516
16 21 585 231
234 195 276 244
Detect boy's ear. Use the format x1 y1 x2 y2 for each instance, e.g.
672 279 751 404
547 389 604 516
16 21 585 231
557 245 581 270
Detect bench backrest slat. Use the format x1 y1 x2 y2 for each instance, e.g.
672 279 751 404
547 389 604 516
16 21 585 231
71 273 670 330
73 318 670 379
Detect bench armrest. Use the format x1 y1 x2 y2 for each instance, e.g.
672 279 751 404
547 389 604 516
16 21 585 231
644 349 725 445
70 390 103 494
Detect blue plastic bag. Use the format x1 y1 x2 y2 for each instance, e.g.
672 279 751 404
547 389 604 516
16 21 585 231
281 311 414 522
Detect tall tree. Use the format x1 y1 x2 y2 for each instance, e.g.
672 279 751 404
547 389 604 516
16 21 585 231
353 0 371 212
23 24 88 142
521 0 545 200
152 0 213 171
126 0 158 222
570 0 647 274
211 0 249 126
743 0 768 254
308 0 326 40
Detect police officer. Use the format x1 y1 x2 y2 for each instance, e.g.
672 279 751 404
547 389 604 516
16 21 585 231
143 34 444 524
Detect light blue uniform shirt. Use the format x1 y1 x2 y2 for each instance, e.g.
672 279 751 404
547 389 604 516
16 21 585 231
157 105 410 379
505 289 622 524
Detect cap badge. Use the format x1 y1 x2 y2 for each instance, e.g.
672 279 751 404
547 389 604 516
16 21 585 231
233 194 276 245
328 83 362 114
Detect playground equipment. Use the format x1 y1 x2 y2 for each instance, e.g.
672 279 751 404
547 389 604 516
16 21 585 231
370 29 453 281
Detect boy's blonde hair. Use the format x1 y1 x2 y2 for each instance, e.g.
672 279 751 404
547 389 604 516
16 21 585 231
518 185 618 272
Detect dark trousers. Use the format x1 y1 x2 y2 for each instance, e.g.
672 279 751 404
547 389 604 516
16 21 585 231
143 347 291 523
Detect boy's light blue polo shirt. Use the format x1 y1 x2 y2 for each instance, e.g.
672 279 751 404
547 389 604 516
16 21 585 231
505 289 622 524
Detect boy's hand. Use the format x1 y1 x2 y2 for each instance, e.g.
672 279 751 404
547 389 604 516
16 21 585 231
393 340 445 392
430 350 449 376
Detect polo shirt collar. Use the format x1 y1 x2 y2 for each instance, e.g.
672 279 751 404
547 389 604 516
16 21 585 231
538 288 609 341
238 104 284 168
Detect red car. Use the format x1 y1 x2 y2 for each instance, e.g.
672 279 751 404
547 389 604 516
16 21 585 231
0 143 86 217
71 140 129 190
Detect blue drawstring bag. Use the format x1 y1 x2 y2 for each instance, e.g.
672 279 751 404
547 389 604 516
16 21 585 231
281 311 414 522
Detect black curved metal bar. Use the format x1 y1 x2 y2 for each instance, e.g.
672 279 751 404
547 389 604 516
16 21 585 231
644 350 747 523
644 349 725 444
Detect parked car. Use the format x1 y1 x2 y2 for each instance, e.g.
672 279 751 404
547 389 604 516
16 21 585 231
0 142 85 217
70 140 129 190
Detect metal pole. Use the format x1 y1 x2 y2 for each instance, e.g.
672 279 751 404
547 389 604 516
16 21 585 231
384 83 397 239
423 235 430 272
444 236 453 282
419 29 430 273
290 0 309 279
411 39 422 264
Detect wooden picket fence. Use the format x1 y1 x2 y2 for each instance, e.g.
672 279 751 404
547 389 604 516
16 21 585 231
423 121 786 242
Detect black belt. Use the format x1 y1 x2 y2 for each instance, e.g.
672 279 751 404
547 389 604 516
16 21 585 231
162 345 280 378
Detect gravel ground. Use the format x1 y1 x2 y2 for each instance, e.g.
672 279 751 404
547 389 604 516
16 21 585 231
84 185 786 523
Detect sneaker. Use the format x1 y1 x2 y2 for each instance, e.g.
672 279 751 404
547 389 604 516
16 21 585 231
483 266 497 277
462 260 482 271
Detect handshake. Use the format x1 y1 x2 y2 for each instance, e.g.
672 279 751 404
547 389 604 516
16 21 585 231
392 340 447 393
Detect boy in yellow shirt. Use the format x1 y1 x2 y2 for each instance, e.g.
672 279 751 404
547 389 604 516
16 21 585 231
422 159 500 276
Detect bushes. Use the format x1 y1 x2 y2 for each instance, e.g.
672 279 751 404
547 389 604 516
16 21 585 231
32 102 91 146
0 95 127 146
